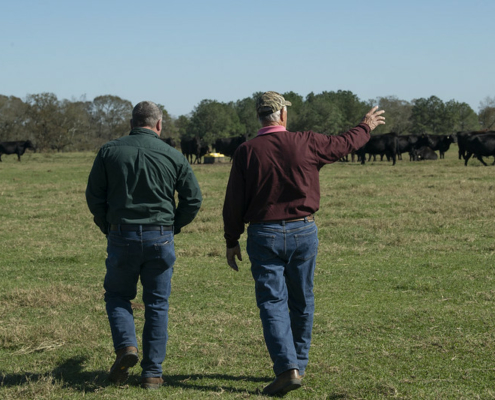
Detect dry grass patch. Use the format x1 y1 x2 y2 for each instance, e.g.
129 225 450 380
1 284 93 310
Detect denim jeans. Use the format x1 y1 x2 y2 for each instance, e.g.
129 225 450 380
104 226 175 378
247 218 318 376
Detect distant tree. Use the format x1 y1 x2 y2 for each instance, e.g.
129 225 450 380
0 95 28 141
88 95 132 143
157 105 178 140
282 91 304 132
297 92 344 135
410 96 450 135
444 100 480 133
234 95 258 139
25 93 65 151
293 90 368 134
57 99 92 151
326 90 368 132
174 115 190 139
1 91 492 151
478 96 495 130
186 100 243 144
374 96 413 134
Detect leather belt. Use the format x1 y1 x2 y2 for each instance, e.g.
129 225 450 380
250 215 314 225
110 224 173 232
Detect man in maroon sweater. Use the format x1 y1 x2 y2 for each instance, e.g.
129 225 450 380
223 91 385 396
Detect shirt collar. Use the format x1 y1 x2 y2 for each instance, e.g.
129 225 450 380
257 125 287 136
129 127 159 136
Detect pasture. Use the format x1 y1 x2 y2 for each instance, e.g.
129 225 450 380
0 150 494 399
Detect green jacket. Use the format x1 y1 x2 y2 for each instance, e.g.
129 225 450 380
86 128 202 235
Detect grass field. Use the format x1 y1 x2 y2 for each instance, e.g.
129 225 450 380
0 149 494 399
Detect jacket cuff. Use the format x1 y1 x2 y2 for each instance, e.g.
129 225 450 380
358 123 371 133
94 216 108 235
226 239 239 249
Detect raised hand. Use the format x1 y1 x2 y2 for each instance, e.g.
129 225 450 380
362 106 385 131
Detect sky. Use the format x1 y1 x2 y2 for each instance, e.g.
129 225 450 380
1 0 494 117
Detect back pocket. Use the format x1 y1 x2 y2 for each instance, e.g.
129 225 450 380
107 236 130 268
293 228 318 261
153 239 176 269
247 233 277 262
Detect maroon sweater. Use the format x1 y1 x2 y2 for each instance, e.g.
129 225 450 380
222 123 371 248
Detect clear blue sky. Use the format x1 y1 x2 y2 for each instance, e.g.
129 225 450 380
2 0 494 117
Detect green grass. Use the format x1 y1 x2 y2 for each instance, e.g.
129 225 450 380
0 149 494 399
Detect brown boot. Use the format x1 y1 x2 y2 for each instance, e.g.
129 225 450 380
262 369 302 396
108 346 139 384
141 376 164 390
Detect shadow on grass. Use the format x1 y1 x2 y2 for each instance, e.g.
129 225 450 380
160 373 272 395
0 356 106 393
0 356 272 395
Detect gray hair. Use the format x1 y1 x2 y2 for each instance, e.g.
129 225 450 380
132 101 162 128
258 106 285 125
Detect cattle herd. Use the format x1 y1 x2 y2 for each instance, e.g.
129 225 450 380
167 131 495 167
348 130 495 166
1 131 494 166
177 135 246 164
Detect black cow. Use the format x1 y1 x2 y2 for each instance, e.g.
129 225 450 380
425 134 455 159
397 135 420 161
456 131 472 160
407 133 437 161
214 136 246 160
414 146 438 161
0 140 35 162
355 133 398 165
161 137 176 148
457 131 495 160
463 133 495 166
180 137 209 164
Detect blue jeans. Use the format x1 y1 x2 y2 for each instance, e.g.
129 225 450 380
104 226 175 378
247 218 318 376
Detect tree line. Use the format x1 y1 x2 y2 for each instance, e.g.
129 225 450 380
0 91 494 152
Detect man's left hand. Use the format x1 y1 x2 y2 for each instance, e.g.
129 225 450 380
226 244 242 272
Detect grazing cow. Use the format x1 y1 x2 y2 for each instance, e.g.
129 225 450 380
463 133 495 166
161 137 176 148
214 136 246 160
198 143 209 163
180 137 209 164
0 140 35 162
355 132 398 165
414 146 438 161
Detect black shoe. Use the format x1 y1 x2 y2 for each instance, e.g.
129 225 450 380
108 346 139 384
263 369 302 396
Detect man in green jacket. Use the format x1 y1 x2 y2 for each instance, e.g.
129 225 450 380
86 101 202 389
